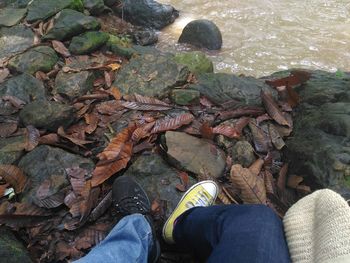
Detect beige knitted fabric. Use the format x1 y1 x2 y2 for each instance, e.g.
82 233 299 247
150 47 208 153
283 189 350 263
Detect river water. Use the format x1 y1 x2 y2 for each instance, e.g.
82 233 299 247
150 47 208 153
157 0 350 77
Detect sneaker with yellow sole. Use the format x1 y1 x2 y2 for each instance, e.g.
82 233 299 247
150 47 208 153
162 180 219 244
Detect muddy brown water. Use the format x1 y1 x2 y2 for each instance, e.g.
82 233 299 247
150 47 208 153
157 0 350 77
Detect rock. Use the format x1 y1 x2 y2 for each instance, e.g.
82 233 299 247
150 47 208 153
1 0 30 8
165 131 226 179
54 71 95 99
106 34 135 58
0 73 46 103
0 25 34 60
26 0 83 22
103 0 117 6
83 0 109 15
133 29 158 46
19 100 74 131
171 89 200 106
231 141 256 168
8 46 58 74
0 135 26 164
0 227 32 263
178 19 222 50
44 9 100 41
113 53 189 97
69 31 109 55
19 145 94 207
0 7 27 27
174 52 213 74
123 153 196 217
271 70 350 197
189 73 275 106
113 0 178 29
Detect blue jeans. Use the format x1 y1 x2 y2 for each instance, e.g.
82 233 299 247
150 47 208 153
76 205 291 263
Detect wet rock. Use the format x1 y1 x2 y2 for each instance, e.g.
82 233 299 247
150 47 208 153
231 141 256 168
0 73 46 103
44 9 100 41
69 31 109 55
269 70 350 197
8 46 58 75
113 0 178 30
54 71 95 100
26 0 83 22
174 51 213 74
123 153 196 217
19 145 94 207
83 0 109 15
190 73 275 106
19 100 74 131
179 19 222 50
0 227 32 263
103 0 117 6
165 131 226 179
113 53 189 97
106 34 135 58
0 135 26 164
171 89 200 106
0 25 34 60
1 0 30 8
0 7 27 27
133 29 158 46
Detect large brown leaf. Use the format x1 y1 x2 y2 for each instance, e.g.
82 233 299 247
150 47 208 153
0 165 27 193
151 113 194 133
58 126 94 147
268 124 285 150
121 94 172 111
265 70 311 88
217 106 265 121
25 125 40 151
212 125 240 138
52 40 71 57
261 90 290 126
131 121 155 143
248 120 271 153
89 191 112 222
230 164 266 204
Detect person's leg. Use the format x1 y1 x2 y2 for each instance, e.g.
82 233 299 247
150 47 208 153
173 204 291 263
74 214 153 263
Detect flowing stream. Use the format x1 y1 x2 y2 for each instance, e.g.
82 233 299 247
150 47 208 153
157 0 350 77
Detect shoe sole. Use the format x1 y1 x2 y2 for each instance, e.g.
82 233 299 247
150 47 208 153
162 180 219 244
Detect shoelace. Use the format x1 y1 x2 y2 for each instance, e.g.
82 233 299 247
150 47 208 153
185 190 212 209
115 196 149 214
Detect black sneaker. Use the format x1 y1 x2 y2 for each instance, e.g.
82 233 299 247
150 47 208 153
112 176 160 263
112 176 151 215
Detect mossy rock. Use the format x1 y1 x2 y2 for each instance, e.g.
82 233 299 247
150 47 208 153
43 9 100 41
174 51 213 74
0 135 26 164
0 7 27 27
69 31 109 55
8 46 58 74
26 0 83 22
83 0 109 15
106 34 135 58
171 89 200 105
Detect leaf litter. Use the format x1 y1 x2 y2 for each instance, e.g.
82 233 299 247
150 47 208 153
0 15 313 261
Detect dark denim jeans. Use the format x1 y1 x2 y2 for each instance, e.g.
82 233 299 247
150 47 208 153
174 205 291 263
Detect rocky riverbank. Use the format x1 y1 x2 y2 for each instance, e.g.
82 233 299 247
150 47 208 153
0 0 349 262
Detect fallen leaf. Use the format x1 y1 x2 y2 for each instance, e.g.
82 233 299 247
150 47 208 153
0 122 17 137
74 223 109 250
104 71 114 87
212 125 240 139
176 172 190 192
287 174 304 189
0 68 9 84
264 170 275 195
121 94 172 111
0 214 50 228
248 159 264 176
230 164 266 204
0 165 27 193
256 113 273 125
25 125 40 151
151 113 194 133
265 70 311 88
84 113 99 134
268 124 285 150
277 163 288 192
261 90 290 126
217 106 265 121
107 63 121 71
286 85 300 107
58 126 94 147
52 40 71 57
89 191 112 222
108 86 122 100
131 121 155 143
39 133 59 145
248 120 271 153
200 122 214 140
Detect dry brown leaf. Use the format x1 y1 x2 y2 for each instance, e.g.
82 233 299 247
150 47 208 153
268 124 285 150
264 170 275 195
74 223 109 250
217 106 265 121
121 94 172 111
108 86 122 100
0 165 27 193
265 70 311 88
39 133 59 145
286 85 300 108
176 172 190 192
57 126 94 147
107 63 121 71
151 113 194 133
248 159 264 176
277 163 288 192
0 122 17 137
96 100 124 115
131 121 155 143
287 175 304 189
52 40 71 57
200 122 214 140
212 125 240 139
25 125 40 151
261 90 290 126
230 164 266 204
89 191 112 222
248 120 271 153
104 71 114 87
84 113 99 134
0 68 10 84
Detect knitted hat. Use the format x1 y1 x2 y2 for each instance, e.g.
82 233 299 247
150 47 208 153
283 189 350 263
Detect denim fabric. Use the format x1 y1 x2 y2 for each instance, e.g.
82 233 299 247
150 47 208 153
74 214 153 263
173 205 291 263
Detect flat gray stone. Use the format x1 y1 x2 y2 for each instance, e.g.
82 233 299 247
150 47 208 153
0 135 26 164
0 8 27 27
0 25 34 60
0 73 46 103
113 53 189 98
165 131 226 179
